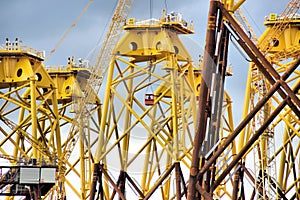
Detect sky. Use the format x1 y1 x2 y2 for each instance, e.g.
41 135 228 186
1 0 289 65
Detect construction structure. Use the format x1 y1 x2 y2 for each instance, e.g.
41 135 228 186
0 0 299 199
187 0 300 199
88 12 234 200
0 39 101 199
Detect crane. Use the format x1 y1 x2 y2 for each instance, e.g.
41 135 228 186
63 0 135 199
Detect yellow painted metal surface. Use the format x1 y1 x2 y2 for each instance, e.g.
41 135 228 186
264 17 300 54
92 14 233 199
236 7 300 199
1 1 299 199
0 40 100 199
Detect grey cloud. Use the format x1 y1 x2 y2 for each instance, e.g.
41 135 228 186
1 0 291 75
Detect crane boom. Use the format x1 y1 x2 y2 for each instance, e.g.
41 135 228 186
86 0 135 100
52 1 135 198
235 8 259 44
67 0 134 199
63 0 134 161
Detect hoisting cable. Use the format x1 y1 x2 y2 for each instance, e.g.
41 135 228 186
95 0 119 50
145 60 155 106
164 0 168 13
229 34 252 62
86 0 119 62
243 6 263 36
45 0 94 61
224 20 252 63
146 60 154 93
150 0 153 19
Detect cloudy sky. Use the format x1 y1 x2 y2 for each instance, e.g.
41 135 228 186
1 0 291 121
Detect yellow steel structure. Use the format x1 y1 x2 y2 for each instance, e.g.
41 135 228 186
47 57 101 199
67 1 134 197
186 0 300 199
1 1 299 199
93 16 197 199
239 10 300 199
91 12 234 199
0 40 101 199
0 40 59 163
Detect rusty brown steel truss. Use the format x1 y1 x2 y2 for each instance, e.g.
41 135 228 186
187 0 300 199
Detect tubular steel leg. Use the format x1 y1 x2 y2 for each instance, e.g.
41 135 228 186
110 170 126 200
99 165 126 200
210 80 300 191
119 171 126 200
89 163 100 199
199 59 300 178
175 163 181 200
232 169 240 200
30 79 38 159
187 0 218 199
218 2 300 116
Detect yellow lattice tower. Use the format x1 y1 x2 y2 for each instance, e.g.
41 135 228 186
93 15 197 199
239 8 300 199
0 39 101 199
90 12 234 199
47 57 102 199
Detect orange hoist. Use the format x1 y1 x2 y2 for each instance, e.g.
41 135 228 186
145 61 155 106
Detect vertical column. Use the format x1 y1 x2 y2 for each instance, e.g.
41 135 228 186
52 87 65 199
14 108 25 158
170 55 179 160
175 163 181 200
52 88 62 158
187 0 218 199
119 64 134 198
30 78 38 159
79 116 86 199
238 65 253 152
95 57 115 162
91 56 116 200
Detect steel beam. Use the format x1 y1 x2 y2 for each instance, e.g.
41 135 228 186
124 172 145 199
210 80 300 191
144 163 175 200
99 164 126 200
198 9 300 178
89 163 99 199
187 0 218 199
218 2 300 116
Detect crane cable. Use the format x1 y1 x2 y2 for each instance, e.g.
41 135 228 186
45 0 94 61
229 34 251 62
164 0 168 13
150 0 153 19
